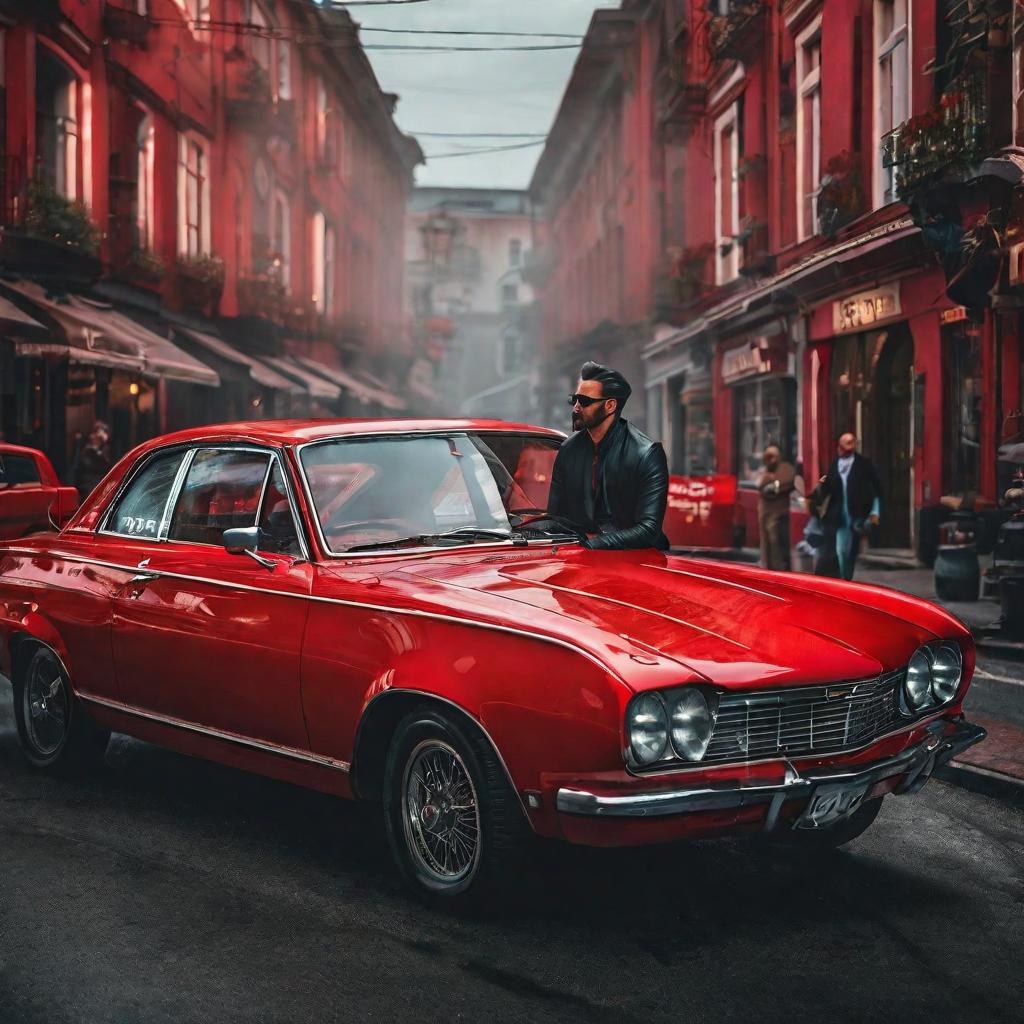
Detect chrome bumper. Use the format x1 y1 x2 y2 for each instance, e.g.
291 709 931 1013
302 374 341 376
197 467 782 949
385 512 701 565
556 718 987 819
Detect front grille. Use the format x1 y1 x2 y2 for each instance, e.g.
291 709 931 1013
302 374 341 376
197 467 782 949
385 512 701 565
704 671 904 764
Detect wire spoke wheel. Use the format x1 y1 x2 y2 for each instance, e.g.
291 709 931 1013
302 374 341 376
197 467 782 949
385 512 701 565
23 665 68 757
402 739 481 887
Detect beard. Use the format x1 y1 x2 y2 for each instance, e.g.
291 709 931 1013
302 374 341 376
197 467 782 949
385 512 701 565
572 411 583 431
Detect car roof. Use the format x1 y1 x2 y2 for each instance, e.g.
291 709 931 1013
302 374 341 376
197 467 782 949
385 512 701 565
133 418 566 452
0 442 48 459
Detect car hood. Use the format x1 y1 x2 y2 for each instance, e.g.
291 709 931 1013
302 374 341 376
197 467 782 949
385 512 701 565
357 549 956 693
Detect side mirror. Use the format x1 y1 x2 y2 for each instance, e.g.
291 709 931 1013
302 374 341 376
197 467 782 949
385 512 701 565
223 526 262 554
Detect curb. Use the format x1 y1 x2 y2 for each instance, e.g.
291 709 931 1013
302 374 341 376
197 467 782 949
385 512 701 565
935 761 1024 808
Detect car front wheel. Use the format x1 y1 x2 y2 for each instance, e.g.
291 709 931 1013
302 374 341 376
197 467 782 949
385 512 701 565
13 646 109 772
382 707 529 906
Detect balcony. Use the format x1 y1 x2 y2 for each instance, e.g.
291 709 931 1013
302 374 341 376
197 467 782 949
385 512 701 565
0 166 101 286
236 272 288 321
225 60 295 142
103 5 153 47
882 69 990 199
707 1 766 64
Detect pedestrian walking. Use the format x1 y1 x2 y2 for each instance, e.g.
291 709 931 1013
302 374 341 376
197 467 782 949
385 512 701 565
809 433 882 580
757 444 795 570
72 421 112 500
548 361 669 550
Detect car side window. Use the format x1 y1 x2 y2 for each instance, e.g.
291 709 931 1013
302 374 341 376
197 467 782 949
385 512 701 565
106 451 187 539
0 454 42 490
168 449 271 547
257 461 302 557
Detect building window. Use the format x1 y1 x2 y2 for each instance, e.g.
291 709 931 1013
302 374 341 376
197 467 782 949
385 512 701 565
796 17 822 241
501 283 519 306
943 321 983 498
271 190 290 288
1014 27 1024 143
874 0 910 206
315 78 332 166
36 49 80 201
177 0 210 21
312 212 335 316
498 327 519 376
243 0 272 77
177 134 210 256
135 114 155 251
734 378 796 485
277 39 291 100
714 103 740 284
508 238 522 267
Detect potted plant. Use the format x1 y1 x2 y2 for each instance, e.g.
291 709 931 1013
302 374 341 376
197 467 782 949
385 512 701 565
127 248 165 284
818 151 864 236
176 253 225 310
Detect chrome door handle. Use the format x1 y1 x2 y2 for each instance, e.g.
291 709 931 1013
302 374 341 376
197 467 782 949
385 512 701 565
128 571 159 584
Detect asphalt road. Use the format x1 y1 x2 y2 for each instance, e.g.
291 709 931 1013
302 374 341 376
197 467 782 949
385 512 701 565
966 651 1024 730
1 678 1022 1024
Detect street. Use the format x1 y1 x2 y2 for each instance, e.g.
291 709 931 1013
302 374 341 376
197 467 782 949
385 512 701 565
1 675 1022 1024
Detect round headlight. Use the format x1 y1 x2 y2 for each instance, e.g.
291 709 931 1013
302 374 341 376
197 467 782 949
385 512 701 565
669 690 713 761
930 644 962 703
905 648 934 710
628 695 668 765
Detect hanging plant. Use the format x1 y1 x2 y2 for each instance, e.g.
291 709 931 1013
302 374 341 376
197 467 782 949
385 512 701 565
23 179 100 255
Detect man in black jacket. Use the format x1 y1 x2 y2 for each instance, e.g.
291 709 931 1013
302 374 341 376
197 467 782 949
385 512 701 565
809 432 882 580
547 361 669 551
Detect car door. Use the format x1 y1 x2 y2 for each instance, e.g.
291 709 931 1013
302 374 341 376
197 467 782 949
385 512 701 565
0 451 56 538
108 447 313 751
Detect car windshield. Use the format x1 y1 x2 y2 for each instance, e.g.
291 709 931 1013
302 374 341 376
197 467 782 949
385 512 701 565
299 432 563 553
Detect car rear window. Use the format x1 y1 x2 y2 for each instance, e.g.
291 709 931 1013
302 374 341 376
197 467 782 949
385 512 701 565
0 454 42 489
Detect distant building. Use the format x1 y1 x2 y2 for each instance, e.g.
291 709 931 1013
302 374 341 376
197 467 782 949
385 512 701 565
404 187 544 424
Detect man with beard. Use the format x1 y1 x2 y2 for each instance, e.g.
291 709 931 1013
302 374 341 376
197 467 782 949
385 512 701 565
547 361 669 550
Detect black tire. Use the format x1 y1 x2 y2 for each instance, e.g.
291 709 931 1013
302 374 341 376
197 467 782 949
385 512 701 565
382 707 530 908
787 795 884 850
13 646 109 773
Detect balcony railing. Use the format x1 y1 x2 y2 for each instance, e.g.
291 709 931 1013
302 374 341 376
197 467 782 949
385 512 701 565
882 68 990 198
707 1 766 64
103 5 153 47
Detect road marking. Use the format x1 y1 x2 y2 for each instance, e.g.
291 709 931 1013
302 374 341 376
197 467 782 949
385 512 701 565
974 667 1024 688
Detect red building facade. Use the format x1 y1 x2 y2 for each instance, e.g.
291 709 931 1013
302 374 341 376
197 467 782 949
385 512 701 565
534 0 1023 563
0 1 421 474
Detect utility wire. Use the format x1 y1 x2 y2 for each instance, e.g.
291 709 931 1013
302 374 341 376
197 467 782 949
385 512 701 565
409 131 548 138
363 43 582 52
425 140 547 159
357 28 584 38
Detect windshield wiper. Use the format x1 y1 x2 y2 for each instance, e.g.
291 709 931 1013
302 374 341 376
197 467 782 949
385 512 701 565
345 527 522 554
508 508 586 540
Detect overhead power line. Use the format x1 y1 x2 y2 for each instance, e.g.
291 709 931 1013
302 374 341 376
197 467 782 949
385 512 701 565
358 28 584 38
410 131 548 138
363 43 581 52
425 140 547 159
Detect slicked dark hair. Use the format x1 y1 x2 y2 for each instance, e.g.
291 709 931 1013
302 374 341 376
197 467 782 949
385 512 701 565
580 361 631 415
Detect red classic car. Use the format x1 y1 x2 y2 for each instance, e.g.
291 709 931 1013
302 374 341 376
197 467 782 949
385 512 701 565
0 442 79 540
0 420 985 904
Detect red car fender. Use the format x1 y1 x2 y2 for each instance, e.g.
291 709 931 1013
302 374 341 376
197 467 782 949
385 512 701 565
300 605 630 806
0 606 74 687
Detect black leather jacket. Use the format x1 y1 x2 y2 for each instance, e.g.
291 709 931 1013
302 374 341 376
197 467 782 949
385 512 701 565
548 418 670 550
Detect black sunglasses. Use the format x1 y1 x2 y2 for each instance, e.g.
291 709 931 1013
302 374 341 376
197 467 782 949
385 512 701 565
568 393 606 408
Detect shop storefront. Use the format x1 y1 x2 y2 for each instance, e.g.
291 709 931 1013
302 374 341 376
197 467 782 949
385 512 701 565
715 329 799 549
642 324 714 475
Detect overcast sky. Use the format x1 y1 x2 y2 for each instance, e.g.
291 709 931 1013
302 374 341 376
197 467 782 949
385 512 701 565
352 0 615 190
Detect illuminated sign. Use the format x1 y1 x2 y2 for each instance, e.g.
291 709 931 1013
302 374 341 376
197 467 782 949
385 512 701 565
832 284 901 334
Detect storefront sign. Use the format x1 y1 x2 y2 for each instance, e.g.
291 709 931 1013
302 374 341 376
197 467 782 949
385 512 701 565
940 306 969 325
832 284 901 334
721 336 789 384
663 474 737 549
